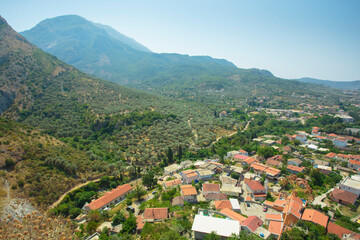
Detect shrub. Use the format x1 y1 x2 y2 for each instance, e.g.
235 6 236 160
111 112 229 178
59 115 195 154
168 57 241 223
5 158 15 169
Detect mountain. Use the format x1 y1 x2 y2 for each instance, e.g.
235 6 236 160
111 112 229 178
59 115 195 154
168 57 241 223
21 15 236 87
294 77 360 90
1 15 242 207
20 15 346 107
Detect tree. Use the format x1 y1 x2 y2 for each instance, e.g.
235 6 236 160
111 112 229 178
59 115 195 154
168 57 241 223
122 214 136 233
142 171 157 188
178 145 183 161
133 185 147 201
112 211 126 226
167 147 173 164
204 231 221 240
257 146 274 158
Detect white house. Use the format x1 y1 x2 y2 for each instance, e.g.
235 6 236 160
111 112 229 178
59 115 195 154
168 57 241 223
295 134 307 143
164 164 183 175
191 215 240 239
196 169 213 180
339 177 360 196
229 198 241 213
334 138 347 148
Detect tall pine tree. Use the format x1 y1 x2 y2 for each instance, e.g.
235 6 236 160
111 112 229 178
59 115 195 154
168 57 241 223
167 147 173 164
178 145 183 161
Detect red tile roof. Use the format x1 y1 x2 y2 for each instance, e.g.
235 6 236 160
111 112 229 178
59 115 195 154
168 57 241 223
234 154 248 161
268 220 283 236
245 195 253 202
239 149 248 154
327 221 360 239
287 165 305 173
349 159 360 166
263 200 274 207
204 193 228 200
214 200 232 210
242 216 263 232
301 209 329 228
274 198 287 207
331 189 358 205
143 208 168 220
266 159 282 167
246 180 265 192
244 157 257 165
181 185 197 196
87 184 132 210
164 179 182 188
202 183 220 192
136 216 145 231
172 196 184 206
220 208 247 224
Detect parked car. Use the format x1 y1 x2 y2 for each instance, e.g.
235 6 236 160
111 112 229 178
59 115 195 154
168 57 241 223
152 191 157 194
263 206 268 212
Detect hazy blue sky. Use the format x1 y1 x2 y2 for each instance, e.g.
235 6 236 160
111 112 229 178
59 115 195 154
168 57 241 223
1 0 360 81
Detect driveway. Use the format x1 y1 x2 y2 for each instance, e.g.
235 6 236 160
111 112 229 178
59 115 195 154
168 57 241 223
313 188 334 208
239 202 278 221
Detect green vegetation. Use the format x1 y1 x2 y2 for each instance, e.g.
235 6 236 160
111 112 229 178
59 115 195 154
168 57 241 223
281 220 340 240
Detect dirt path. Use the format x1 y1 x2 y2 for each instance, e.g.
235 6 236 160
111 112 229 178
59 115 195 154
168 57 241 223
48 178 101 210
187 118 199 148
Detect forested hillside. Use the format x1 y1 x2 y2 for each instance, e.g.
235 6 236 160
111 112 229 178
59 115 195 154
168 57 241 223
21 15 346 106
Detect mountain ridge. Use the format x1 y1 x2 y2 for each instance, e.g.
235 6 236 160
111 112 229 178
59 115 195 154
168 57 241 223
294 77 360 90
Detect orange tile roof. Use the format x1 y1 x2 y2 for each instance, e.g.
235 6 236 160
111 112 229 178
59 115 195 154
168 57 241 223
244 157 257 165
265 214 283 221
265 167 281 176
266 159 282 167
263 200 274 207
301 209 329 228
234 154 248 161
268 220 283 236
204 193 228 200
349 159 360 166
331 189 358 205
182 169 194 174
143 208 168 220
164 179 182 188
239 149 248 154
251 162 267 171
203 183 220 192
214 200 232 210
220 208 247 224
136 216 145 230
87 184 132 210
287 165 305 173
245 195 253 202
326 152 337 158
181 185 197 196
274 199 287 207
209 161 223 166
327 221 359 239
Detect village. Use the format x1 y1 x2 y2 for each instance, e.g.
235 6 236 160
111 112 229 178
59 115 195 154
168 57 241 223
76 121 360 240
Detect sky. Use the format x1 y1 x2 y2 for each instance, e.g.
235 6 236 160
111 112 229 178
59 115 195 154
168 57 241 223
1 0 360 81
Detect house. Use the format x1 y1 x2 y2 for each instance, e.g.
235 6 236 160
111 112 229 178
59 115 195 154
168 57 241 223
143 208 168 222
316 165 332 174
164 164 182 175
245 179 267 201
220 175 238 185
191 215 240 239
227 150 240 159
84 184 132 212
214 200 232 210
268 220 283 238
172 196 184 206
312 127 320 136
287 165 305 174
334 138 348 148
282 194 304 227
239 149 248 156
164 179 182 189
181 185 197 203
327 222 360 239
339 177 360 196
335 114 354 123
136 216 145 233
233 154 248 162
331 189 358 206
221 184 242 197
243 157 257 166
282 146 292 153
325 152 337 159
204 193 228 201
196 169 213 180
336 154 351 162
272 198 287 212
180 160 193 169
301 209 329 228
263 139 275 146
202 183 220 196
263 200 274 209
295 134 307 143
220 208 247 224
241 216 263 233
314 159 329 167
219 111 228 118
348 159 360 171
182 169 199 184
266 159 282 168
229 198 241 213
287 158 302 167
250 162 281 179
194 160 206 168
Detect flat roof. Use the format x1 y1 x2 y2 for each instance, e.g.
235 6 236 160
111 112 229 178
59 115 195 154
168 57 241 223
229 198 241 209
342 178 360 189
191 215 240 237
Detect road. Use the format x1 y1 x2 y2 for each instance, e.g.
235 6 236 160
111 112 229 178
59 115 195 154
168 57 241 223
312 188 334 208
